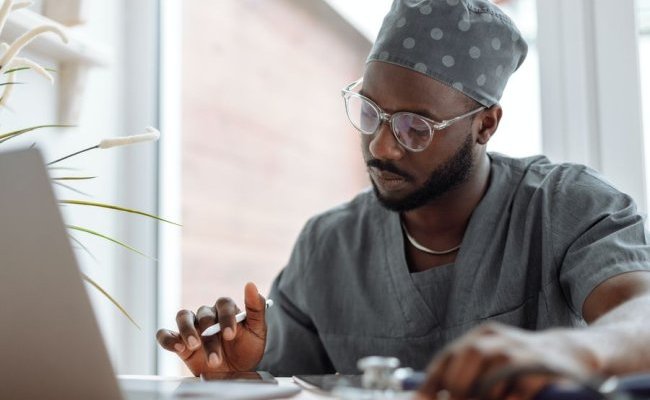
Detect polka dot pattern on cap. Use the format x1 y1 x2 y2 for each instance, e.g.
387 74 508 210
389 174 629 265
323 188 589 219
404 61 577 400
367 0 528 107
430 28 444 40
414 63 428 73
458 18 471 31
403 37 416 49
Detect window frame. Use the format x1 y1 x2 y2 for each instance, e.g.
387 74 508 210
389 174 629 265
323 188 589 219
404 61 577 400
537 0 647 213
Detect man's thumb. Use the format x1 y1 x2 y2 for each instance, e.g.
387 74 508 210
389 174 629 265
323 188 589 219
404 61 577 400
243 282 267 334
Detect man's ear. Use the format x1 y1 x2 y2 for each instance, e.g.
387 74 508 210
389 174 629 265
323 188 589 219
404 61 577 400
476 105 502 145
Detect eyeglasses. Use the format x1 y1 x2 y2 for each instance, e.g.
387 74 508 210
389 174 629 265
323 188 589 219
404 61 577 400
341 78 485 152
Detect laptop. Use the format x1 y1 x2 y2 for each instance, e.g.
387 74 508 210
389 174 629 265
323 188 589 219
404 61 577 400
0 148 300 400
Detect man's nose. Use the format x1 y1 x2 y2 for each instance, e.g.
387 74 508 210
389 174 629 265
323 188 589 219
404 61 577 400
368 122 405 161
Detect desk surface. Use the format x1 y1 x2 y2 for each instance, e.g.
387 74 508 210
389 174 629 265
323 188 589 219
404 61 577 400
117 376 310 400
119 376 415 399
277 377 414 400
277 378 324 399
119 375 327 400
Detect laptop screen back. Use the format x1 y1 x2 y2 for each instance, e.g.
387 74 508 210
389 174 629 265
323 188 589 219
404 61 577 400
0 149 123 400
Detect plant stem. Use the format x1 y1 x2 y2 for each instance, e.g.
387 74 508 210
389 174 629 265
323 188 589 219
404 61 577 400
47 145 98 166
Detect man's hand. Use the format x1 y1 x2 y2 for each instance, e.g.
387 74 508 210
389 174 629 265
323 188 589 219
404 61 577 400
156 282 268 376
416 322 600 400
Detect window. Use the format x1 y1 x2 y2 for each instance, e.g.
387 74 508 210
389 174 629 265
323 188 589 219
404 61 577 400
639 0 650 211
178 0 369 351
487 0 542 157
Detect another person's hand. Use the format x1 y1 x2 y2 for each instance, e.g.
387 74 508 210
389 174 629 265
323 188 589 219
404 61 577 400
156 282 268 376
416 322 600 400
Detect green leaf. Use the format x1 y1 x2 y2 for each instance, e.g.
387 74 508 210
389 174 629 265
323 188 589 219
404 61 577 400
53 176 97 181
81 272 141 330
3 66 56 74
48 166 82 171
0 124 73 144
2 67 29 74
68 234 99 264
67 225 156 260
53 181 91 197
61 200 181 226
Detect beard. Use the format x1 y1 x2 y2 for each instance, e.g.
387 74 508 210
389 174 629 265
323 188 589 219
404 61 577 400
368 133 475 212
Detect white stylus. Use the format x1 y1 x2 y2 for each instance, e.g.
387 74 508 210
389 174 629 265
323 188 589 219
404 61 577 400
201 299 274 337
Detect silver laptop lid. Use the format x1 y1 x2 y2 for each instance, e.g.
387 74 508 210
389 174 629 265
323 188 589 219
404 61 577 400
0 148 123 400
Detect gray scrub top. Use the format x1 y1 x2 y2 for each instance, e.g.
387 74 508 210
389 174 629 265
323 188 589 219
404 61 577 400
258 153 650 376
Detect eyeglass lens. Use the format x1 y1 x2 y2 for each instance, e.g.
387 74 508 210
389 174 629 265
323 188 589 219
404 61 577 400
345 95 432 151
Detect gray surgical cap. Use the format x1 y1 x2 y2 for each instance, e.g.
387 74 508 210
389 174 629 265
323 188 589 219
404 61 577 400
367 0 528 107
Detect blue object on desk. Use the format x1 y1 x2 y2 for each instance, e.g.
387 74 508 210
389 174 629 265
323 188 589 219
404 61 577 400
534 372 650 400
398 369 650 399
615 373 650 397
397 372 427 391
533 384 601 400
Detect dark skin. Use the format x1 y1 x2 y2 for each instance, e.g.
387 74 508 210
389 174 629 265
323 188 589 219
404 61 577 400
156 282 268 375
158 62 650 399
359 62 495 271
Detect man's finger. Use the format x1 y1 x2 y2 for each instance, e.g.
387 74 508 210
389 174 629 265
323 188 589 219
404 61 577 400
214 297 238 341
156 329 195 360
156 329 184 352
201 330 225 367
417 352 453 397
493 369 556 400
443 346 486 398
196 305 217 333
176 309 201 350
243 282 267 336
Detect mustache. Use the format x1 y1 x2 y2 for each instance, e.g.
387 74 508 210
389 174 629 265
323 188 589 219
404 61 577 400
366 159 413 181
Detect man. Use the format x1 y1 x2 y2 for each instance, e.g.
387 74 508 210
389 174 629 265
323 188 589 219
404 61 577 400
157 1 650 399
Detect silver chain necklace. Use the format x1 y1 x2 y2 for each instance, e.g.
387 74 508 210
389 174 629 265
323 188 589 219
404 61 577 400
401 222 461 255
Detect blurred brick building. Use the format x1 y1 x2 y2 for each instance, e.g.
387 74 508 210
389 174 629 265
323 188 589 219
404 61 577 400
182 0 371 310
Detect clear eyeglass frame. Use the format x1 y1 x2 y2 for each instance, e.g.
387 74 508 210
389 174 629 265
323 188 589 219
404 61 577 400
341 77 486 152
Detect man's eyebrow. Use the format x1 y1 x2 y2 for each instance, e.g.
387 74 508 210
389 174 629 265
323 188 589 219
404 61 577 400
358 90 442 121
408 108 441 121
